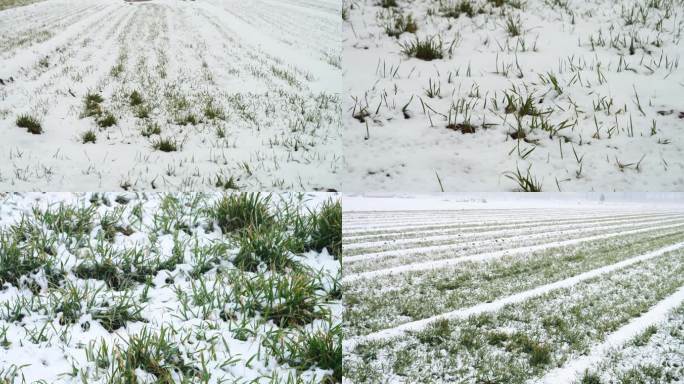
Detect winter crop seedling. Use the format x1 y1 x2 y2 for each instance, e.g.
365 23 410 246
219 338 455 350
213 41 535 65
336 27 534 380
97 112 117 128
16 114 42 134
307 198 342 257
82 130 97 143
152 137 179 152
344 0 683 192
129 90 144 107
233 224 294 271
210 192 273 233
0 193 341 382
400 37 444 61
1 0 341 191
83 93 104 118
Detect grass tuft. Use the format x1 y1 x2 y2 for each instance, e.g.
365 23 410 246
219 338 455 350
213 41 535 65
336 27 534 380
0 234 50 288
442 0 478 18
92 293 145 332
378 0 397 8
83 92 104 117
505 15 522 37
97 112 117 128
386 14 418 37
111 327 198 383
152 137 178 152
82 130 97 144
141 122 161 137
400 37 444 61
579 371 603 384
209 193 273 233
233 225 293 271
271 324 342 383
505 165 543 192
16 114 42 134
307 199 342 257
129 90 144 106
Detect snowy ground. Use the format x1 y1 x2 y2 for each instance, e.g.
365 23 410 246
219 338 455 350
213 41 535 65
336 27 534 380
342 196 684 383
0 192 341 383
0 0 341 191
342 0 684 192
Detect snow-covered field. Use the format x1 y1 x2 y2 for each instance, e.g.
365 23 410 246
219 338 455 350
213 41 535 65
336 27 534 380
0 192 341 383
342 198 684 383
0 0 341 191
342 0 684 192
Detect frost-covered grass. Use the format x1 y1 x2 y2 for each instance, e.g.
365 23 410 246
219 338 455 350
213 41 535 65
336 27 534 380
0 0 341 191
342 211 670 242
343 213 684 257
342 206 684 383
344 227 684 336
0 192 342 383
577 303 684 384
343 212 677 251
345 251 684 383
344 217 684 273
343 0 684 192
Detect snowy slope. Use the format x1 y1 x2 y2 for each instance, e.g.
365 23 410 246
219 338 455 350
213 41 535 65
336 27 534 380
342 0 684 192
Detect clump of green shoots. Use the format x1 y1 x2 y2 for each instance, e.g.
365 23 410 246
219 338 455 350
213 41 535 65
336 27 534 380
16 114 42 134
505 164 543 192
110 327 199 383
129 91 144 106
505 15 523 36
83 92 104 118
97 112 117 128
441 0 479 18
260 273 323 327
209 193 273 233
268 324 342 383
215 175 239 190
233 224 293 271
82 130 97 143
135 104 151 119
0 234 51 288
204 101 224 120
307 199 342 257
91 293 145 331
141 122 161 137
400 36 444 61
176 113 198 126
152 137 179 152
82 92 117 127
386 13 418 37
378 0 397 8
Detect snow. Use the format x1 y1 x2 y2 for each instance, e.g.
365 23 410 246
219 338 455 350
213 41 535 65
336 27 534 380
342 0 684 192
343 193 684 212
342 219 684 282
343 197 684 382
344 215 684 261
0 0 341 191
345 240 684 349
538 285 684 384
0 192 341 383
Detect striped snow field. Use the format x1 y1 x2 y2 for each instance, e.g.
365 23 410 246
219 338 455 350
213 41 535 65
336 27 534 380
342 212 676 243
343 221 684 281
342 211 677 234
343 214 682 252
344 241 684 349
537 286 684 384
